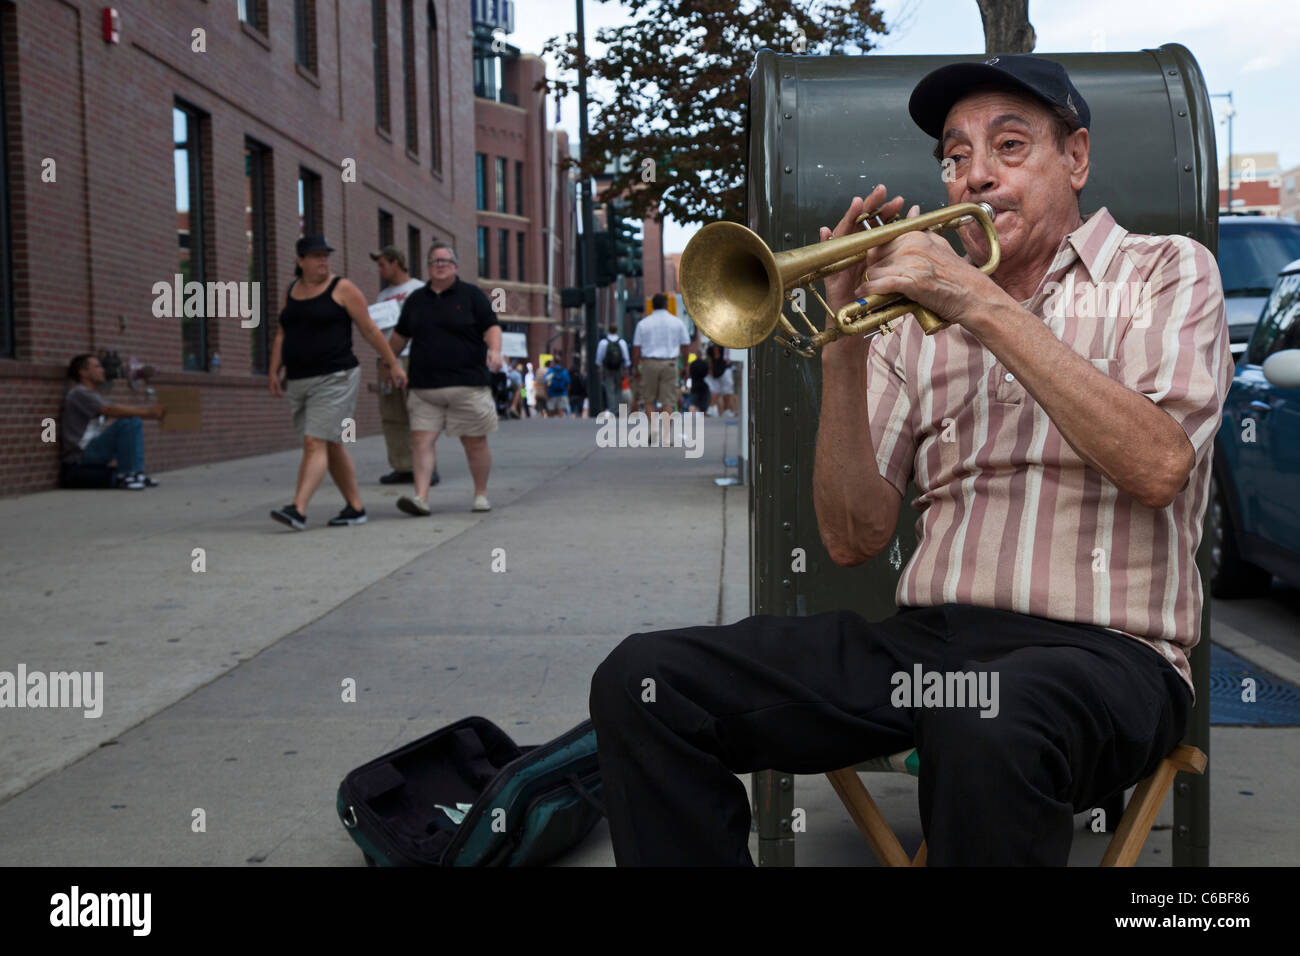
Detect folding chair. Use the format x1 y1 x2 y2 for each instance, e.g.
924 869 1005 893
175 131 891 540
825 743 1207 867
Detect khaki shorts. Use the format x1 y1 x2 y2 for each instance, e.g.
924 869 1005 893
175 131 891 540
285 366 360 442
639 358 679 410
407 385 499 437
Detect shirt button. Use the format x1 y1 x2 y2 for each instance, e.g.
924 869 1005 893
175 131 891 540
1004 373 1015 383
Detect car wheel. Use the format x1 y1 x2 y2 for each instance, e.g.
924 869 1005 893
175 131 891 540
1208 473 1272 599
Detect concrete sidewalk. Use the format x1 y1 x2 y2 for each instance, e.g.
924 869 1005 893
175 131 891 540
0 417 1295 865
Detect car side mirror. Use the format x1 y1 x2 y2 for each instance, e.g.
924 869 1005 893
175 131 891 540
1261 349 1300 390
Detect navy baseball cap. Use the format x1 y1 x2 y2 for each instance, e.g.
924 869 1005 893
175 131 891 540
296 234 334 256
908 54 1090 140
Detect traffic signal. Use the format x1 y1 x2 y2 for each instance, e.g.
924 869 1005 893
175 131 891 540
589 231 616 287
614 217 642 277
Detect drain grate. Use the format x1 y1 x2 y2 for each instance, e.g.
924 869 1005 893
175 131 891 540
1209 643 1300 726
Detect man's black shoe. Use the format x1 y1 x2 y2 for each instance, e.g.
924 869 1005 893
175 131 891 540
328 505 367 526
271 504 307 530
379 471 414 484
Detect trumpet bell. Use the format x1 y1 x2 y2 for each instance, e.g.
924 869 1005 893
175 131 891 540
679 221 783 349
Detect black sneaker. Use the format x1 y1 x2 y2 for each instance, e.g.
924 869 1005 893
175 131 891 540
328 505 367 526
126 472 159 487
271 504 306 530
430 470 441 486
115 473 146 490
379 470 414 484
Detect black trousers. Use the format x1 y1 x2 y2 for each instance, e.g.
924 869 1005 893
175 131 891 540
588 604 1192 866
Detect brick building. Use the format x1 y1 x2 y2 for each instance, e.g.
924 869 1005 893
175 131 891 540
0 0 481 496
472 25 580 365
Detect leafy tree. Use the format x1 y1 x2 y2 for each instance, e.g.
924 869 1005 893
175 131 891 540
540 0 889 227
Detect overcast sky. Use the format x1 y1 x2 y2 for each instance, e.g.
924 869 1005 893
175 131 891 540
508 0 1300 253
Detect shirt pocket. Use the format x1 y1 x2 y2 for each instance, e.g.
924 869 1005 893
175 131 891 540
983 360 1026 405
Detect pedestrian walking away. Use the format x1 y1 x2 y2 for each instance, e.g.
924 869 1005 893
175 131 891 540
595 324 631 416
589 54 1233 865
631 293 690 435
388 240 502 516
543 359 571 418
268 234 407 531
368 244 438 488
567 357 588 418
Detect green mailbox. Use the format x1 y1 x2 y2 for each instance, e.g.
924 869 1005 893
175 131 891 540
745 44 1218 866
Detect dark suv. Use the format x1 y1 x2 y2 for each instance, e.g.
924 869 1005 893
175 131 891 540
1218 215 1300 360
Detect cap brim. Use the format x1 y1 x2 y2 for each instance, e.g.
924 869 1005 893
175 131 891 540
908 63 1050 140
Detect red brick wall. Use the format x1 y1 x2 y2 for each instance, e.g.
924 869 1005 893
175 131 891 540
0 0 477 496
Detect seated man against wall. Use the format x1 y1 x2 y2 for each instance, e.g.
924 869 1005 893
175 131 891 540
61 353 165 489
589 56 1233 865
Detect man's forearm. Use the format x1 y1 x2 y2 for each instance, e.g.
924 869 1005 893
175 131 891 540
967 299 1193 509
813 344 894 564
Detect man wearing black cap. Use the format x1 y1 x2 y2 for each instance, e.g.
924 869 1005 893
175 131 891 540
589 55 1232 865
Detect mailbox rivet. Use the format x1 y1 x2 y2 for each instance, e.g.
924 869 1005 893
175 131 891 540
782 464 792 473
1177 110 1186 117
784 113 792 119
784 165 792 173
779 776 792 790
782 521 791 532
783 406 792 415
1168 69 1177 76
784 232 793 241
1184 164 1192 172
782 578 792 588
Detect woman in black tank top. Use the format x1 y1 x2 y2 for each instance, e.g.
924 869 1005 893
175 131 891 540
267 235 408 531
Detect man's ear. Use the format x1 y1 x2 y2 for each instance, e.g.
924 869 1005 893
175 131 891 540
1067 127 1090 193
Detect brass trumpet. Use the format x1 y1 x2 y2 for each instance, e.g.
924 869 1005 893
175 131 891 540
679 202 999 357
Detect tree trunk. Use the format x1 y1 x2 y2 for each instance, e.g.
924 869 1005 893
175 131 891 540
975 0 1036 55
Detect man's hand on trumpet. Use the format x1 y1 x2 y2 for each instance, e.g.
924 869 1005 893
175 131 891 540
819 183 1000 335
818 184 911 320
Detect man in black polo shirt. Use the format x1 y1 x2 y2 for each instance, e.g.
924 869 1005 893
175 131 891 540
388 240 503 515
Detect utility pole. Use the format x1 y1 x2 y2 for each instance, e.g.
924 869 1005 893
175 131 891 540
576 0 600 414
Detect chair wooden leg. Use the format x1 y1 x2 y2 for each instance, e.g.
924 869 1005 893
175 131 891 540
1100 747 1207 867
826 768 911 866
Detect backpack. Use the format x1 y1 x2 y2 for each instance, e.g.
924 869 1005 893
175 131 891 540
337 717 603 867
602 338 625 371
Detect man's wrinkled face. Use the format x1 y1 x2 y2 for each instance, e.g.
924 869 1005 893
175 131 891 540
938 89 1088 268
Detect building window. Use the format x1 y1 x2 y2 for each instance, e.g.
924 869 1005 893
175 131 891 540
298 167 322 237
427 2 441 171
477 226 488 275
401 0 417 153
517 232 525 283
515 160 523 216
0 13 12 359
372 0 390 132
378 209 394 248
476 153 487 210
174 101 208 372
245 140 272 373
295 0 317 72
495 157 507 213
238 0 265 33
498 228 509 280
407 225 421 283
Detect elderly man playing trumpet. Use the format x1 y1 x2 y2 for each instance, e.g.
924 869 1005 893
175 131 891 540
589 55 1233 865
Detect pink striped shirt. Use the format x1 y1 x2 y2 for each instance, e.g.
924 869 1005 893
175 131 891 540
866 207 1234 697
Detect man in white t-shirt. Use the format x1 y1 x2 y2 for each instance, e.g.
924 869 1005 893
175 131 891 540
369 246 431 486
632 293 690 435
